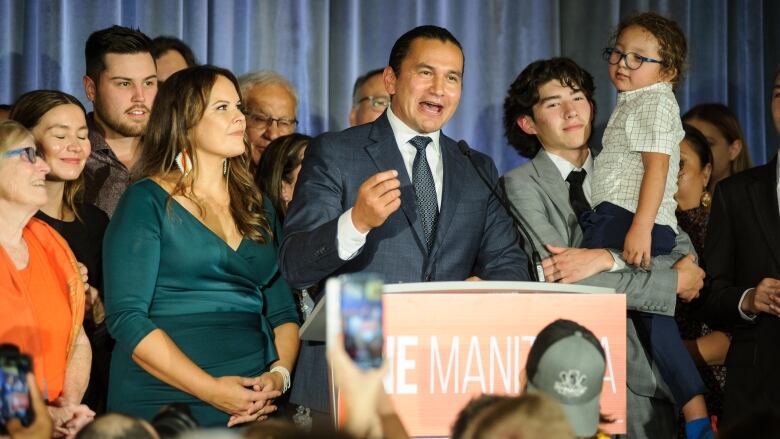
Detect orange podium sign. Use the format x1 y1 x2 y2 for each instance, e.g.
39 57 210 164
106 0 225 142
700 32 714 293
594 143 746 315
375 282 627 437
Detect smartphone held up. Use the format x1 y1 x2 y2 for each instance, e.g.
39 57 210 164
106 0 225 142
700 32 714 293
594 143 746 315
327 274 384 370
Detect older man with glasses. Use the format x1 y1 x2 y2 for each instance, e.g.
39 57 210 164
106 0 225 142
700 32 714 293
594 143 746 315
238 70 299 164
348 68 390 127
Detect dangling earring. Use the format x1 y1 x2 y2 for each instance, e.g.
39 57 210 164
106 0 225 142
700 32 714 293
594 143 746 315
700 190 712 208
223 159 229 176
175 150 192 177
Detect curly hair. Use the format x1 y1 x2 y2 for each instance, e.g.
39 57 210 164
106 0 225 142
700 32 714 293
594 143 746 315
612 12 687 87
503 58 596 159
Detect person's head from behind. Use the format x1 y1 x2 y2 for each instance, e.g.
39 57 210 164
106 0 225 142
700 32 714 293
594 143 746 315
349 68 389 127
523 319 606 438
0 120 51 210
136 65 269 242
468 393 575 439
152 36 198 84
504 58 596 160
683 103 751 187
254 133 310 221
0 104 11 121
604 12 687 92
238 71 298 164
10 91 91 217
83 25 158 139
384 25 464 134
75 413 158 439
451 394 510 439
675 123 713 211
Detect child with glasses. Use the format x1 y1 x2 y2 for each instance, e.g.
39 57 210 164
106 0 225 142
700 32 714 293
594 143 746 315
582 12 712 439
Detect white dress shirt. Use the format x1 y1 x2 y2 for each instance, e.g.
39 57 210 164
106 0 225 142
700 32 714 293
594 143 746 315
336 107 444 260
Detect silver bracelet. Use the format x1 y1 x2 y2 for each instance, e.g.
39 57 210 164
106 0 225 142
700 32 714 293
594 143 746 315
270 365 291 393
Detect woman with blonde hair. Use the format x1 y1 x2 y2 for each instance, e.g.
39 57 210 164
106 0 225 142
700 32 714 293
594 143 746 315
103 65 299 427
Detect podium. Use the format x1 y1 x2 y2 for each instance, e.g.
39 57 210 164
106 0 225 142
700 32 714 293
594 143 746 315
300 281 627 437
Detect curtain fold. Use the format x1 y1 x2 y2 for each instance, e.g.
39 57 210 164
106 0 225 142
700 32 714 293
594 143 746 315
1 0 777 170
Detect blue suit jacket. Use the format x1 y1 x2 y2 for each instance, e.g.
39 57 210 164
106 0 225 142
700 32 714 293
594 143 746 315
280 112 529 287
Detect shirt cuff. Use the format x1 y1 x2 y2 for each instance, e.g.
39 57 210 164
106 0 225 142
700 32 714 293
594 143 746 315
738 288 758 321
337 208 368 260
608 250 626 272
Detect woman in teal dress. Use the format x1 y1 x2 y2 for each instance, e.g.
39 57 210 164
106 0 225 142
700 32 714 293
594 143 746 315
103 65 299 427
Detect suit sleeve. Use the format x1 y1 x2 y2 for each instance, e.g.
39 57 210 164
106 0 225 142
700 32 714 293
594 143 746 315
279 135 354 288
698 183 748 328
471 156 530 281
504 168 678 315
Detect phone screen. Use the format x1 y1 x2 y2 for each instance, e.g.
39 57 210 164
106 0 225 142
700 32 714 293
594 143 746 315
0 346 33 432
340 276 384 369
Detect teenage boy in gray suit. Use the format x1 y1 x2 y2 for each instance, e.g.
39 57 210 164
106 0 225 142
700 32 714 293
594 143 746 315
501 57 705 438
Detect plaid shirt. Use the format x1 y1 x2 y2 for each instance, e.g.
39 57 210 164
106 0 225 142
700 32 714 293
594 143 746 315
592 82 683 231
82 113 133 218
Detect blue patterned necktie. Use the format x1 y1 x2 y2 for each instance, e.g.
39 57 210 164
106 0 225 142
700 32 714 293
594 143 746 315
409 135 438 252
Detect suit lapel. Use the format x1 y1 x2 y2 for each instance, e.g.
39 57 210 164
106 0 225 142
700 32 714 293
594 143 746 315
531 152 575 217
364 114 426 252
749 157 780 267
428 135 465 261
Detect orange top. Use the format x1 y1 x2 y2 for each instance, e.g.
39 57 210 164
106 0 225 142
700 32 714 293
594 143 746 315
0 218 85 401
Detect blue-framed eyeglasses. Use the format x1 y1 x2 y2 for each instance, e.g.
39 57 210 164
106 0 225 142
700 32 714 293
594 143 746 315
2 146 39 163
603 47 662 70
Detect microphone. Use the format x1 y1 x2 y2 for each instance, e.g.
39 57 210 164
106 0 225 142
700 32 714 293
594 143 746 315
457 140 545 282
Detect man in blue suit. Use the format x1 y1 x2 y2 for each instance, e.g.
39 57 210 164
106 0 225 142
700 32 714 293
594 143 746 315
279 25 529 422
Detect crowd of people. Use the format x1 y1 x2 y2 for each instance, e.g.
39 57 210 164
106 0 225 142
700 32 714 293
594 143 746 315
1 9 779 439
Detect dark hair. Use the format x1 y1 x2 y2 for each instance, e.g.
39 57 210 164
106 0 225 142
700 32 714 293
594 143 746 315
681 123 713 171
135 65 271 243
683 103 751 174
85 25 154 82
76 413 156 439
9 90 89 222
451 394 510 439
0 104 12 111
152 36 198 67
352 68 385 103
612 12 687 86
254 133 311 221
504 57 596 158
388 25 463 76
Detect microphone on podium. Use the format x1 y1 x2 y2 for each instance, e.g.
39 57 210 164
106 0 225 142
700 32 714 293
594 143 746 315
457 140 545 282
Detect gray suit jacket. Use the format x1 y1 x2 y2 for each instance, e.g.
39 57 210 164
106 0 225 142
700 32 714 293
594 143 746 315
503 151 694 435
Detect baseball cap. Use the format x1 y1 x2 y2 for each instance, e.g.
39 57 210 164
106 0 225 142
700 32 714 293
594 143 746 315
525 319 607 437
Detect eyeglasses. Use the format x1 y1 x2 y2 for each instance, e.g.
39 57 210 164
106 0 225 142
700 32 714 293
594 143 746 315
357 96 390 110
245 112 298 132
603 47 662 70
2 146 39 163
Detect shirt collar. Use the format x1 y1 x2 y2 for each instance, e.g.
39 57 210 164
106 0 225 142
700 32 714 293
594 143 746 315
542 148 593 181
618 81 673 101
87 112 111 152
386 106 441 147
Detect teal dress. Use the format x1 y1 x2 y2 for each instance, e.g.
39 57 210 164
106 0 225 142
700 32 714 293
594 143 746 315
103 179 298 426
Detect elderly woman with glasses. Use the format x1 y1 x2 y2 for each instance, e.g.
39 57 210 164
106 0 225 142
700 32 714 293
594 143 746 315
0 120 95 437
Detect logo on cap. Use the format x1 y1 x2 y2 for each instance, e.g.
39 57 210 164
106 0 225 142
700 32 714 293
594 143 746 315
553 369 588 398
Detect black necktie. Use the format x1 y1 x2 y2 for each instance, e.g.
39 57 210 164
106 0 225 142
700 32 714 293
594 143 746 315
566 169 590 220
409 136 438 252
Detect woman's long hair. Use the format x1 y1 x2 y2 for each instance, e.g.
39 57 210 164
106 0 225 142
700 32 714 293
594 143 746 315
683 103 752 175
134 65 271 242
10 90 89 221
254 133 310 222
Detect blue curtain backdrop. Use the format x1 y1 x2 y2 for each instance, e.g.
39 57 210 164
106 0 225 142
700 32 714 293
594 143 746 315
1 0 778 173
